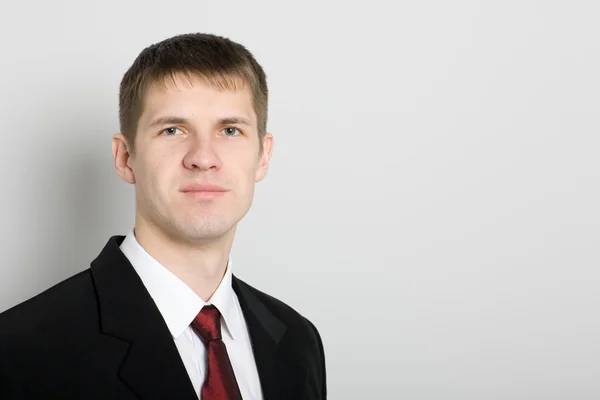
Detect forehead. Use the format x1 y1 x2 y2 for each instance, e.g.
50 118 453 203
139 73 256 124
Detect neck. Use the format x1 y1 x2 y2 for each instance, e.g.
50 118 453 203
133 217 236 301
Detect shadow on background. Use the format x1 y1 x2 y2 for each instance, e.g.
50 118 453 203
0 126 133 312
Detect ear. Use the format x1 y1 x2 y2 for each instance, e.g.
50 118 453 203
255 132 273 182
112 133 136 184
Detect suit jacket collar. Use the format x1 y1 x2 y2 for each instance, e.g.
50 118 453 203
232 276 286 345
233 277 308 399
91 235 198 400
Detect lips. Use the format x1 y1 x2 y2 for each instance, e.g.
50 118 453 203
180 183 228 193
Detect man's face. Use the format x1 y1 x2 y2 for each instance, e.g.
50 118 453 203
122 75 272 244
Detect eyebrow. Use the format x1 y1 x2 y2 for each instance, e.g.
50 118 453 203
148 116 253 128
218 117 252 126
148 116 189 128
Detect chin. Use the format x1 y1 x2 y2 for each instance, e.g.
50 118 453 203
171 218 235 243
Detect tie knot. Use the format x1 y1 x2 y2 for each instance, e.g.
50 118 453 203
191 305 222 341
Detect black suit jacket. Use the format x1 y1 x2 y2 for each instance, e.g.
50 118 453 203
0 236 326 399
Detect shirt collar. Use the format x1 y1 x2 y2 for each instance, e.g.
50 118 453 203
119 230 243 340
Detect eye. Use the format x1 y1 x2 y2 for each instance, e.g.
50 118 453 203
222 127 241 137
161 127 183 136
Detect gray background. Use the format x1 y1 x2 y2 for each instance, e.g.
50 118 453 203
1 1 599 399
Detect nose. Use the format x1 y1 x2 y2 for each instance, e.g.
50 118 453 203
182 135 222 171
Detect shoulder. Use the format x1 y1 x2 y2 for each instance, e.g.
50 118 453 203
0 269 95 338
0 269 97 390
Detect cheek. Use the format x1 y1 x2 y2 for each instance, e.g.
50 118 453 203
135 156 173 194
231 165 258 201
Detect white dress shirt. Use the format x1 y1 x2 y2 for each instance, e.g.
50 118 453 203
119 231 263 399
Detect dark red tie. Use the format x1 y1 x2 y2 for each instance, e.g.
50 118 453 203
191 305 242 400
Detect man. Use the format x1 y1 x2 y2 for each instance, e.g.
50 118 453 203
0 33 326 399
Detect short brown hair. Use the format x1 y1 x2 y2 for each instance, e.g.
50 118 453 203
118 33 268 155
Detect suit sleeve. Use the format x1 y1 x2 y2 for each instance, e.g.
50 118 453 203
0 341 26 399
307 318 327 399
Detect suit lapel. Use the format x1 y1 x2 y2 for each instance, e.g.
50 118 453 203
233 276 307 399
90 236 197 400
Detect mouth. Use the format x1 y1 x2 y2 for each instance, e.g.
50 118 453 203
180 184 228 200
